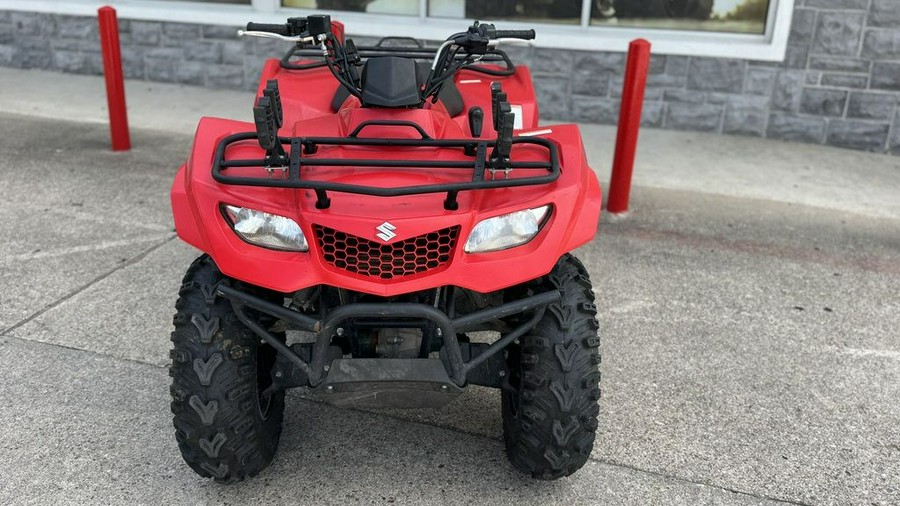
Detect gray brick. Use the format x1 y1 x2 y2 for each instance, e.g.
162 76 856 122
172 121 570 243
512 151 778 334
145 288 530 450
0 45 13 66
870 0 900 28
78 39 101 53
121 46 145 79
502 45 532 67
812 11 865 56
202 25 242 40
145 58 176 83
610 78 664 100
221 40 249 66
641 101 665 128
665 56 689 77
184 40 221 63
805 72 821 85
534 77 570 120
83 52 103 75
800 88 848 116
11 12 42 36
532 48 573 75
789 8 817 44
253 37 293 57
174 61 206 86
571 96 618 124
666 103 723 132
19 35 50 51
664 89 705 104
767 114 827 144
862 29 900 60
145 47 183 60
722 95 769 137
805 0 868 9
50 39 81 51
744 68 776 96
573 52 624 74
206 63 244 89
826 120 890 151
571 72 610 96
52 50 90 74
56 15 97 40
16 48 52 70
648 54 666 74
890 110 900 155
243 56 265 92
820 73 868 88
687 58 745 93
131 21 161 46
772 71 805 111
808 56 870 73
163 22 202 40
871 62 900 91
0 24 14 45
846 92 898 120
782 45 810 69
646 72 688 88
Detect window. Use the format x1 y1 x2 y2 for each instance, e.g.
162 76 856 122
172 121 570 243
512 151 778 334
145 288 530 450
282 0 419 16
281 1 774 35
592 0 772 35
11 0 795 61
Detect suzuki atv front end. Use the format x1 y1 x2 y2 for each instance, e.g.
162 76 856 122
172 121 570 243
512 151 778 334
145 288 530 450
169 15 602 484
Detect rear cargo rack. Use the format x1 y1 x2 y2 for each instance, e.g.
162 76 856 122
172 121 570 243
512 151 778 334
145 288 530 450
211 131 560 210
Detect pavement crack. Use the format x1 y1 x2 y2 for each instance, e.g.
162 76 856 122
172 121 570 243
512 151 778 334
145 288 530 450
287 393 814 506
591 459 815 506
0 235 176 337
4 333 169 370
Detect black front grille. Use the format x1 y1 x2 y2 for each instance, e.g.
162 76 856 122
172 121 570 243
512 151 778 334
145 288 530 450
314 225 460 279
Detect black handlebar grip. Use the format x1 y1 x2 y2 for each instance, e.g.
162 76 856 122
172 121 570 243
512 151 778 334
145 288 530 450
494 29 536 40
245 22 290 36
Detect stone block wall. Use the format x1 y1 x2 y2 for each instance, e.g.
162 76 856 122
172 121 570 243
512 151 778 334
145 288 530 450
1 1 898 155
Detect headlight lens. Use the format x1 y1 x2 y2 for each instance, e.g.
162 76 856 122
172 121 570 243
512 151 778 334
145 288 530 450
223 205 308 252
464 205 550 253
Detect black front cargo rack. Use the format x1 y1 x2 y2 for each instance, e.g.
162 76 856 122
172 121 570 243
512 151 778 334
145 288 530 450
211 130 560 211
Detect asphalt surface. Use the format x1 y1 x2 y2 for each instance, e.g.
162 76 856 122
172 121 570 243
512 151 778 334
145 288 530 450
0 113 898 505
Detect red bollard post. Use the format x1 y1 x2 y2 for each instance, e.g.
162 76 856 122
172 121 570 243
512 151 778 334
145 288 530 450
98 6 131 151
607 39 651 214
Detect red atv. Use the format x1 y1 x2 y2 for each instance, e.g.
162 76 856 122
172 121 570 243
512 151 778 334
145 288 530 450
169 15 602 483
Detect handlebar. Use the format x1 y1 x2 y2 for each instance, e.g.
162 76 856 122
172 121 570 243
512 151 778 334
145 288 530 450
245 22 291 36
243 16 535 106
494 29 536 40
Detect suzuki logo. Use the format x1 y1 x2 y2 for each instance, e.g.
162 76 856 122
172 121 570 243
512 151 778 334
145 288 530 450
375 222 397 242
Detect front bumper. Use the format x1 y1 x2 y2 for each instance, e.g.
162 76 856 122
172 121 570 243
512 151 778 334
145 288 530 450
217 283 560 394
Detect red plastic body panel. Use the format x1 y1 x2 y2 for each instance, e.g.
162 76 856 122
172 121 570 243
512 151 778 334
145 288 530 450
173 61 600 297
254 58 539 136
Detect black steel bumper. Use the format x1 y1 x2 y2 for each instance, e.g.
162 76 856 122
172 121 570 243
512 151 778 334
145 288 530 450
217 284 559 391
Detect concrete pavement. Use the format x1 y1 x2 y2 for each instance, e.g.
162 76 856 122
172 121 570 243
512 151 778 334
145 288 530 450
0 76 899 504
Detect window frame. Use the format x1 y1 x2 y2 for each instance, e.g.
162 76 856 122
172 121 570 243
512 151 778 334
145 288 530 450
1 0 795 61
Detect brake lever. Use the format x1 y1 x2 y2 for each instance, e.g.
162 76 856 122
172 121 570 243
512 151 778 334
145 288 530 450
237 30 315 44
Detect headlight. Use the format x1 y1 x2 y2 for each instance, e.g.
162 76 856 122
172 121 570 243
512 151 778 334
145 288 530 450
222 205 308 252
464 205 550 253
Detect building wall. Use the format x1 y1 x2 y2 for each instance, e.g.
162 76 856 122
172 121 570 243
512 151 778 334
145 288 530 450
1 1 898 155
